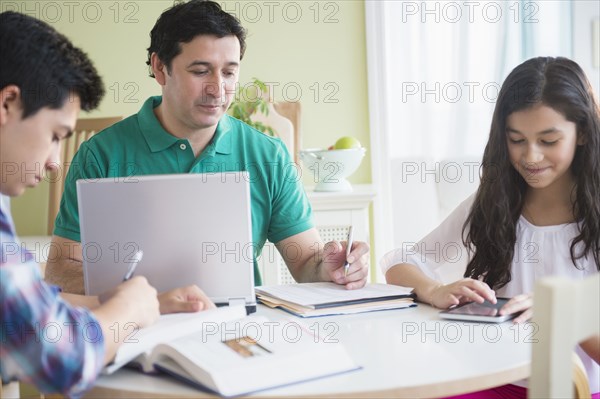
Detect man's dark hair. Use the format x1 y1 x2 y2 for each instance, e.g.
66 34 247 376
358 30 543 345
146 0 247 77
0 11 104 118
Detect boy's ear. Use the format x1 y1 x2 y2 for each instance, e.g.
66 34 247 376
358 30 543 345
0 85 22 126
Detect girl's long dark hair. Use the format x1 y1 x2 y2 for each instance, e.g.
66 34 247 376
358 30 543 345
463 57 600 289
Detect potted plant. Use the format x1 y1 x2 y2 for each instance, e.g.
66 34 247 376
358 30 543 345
228 78 276 136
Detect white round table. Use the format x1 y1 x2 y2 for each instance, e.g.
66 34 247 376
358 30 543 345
87 304 531 398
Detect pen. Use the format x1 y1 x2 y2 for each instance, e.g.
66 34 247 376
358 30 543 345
343 226 353 277
123 250 143 281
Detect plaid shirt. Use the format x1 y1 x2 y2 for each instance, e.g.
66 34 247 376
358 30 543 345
0 204 104 397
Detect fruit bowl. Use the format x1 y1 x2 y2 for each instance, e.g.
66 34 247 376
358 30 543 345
300 147 366 192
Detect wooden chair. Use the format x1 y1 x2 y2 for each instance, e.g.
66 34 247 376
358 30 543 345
250 101 301 163
1 381 19 399
573 352 592 398
46 117 121 235
529 274 599 398
273 101 301 162
1 380 67 398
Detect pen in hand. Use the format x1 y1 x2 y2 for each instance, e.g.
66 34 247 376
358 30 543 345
343 226 353 277
123 250 143 281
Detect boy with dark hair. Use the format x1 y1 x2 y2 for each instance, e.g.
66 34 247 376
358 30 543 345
0 11 161 396
0 12 104 118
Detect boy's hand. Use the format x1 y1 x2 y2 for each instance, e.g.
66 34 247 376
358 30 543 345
108 276 160 329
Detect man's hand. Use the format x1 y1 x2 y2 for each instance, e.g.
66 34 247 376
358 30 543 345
276 228 369 287
157 285 216 314
321 240 369 290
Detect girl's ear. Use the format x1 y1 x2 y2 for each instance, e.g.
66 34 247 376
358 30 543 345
576 131 586 146
0 85 22 126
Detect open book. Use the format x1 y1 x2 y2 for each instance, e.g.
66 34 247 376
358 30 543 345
256 282 416 317
104 305 360 397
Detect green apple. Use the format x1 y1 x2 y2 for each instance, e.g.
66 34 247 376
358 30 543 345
334 136 362 150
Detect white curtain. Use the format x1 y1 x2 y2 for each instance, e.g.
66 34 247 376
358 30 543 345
386 0 572 160
367 1 573 276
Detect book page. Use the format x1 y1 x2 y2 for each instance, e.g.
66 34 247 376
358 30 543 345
255 282 413 307
151 315 359 396
156 315 273 370
104 305 246 374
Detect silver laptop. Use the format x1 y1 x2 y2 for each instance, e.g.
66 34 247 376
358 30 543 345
77 172 256 313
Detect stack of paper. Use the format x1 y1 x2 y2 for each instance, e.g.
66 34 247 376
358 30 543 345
256 282 416 317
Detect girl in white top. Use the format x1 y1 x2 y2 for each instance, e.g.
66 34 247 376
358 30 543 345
382 56 599 397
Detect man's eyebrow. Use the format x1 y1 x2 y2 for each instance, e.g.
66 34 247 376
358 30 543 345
187 61 240 68
506 127 561 135
187 61 210 68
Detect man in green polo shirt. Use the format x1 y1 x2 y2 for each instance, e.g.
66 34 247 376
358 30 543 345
46 0 369 308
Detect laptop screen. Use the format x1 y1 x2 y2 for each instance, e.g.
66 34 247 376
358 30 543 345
77 172 255 308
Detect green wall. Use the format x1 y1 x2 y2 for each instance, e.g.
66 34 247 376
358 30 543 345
5 0 371 236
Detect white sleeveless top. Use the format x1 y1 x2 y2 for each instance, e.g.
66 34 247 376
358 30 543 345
380 194 599 392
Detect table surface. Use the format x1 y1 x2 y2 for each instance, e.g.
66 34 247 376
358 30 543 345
87 304 532 398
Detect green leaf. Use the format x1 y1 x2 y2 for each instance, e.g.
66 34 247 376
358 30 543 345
253 77 268 93
227 77 278 137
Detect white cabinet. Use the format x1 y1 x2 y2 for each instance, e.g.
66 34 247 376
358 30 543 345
259 185 376 285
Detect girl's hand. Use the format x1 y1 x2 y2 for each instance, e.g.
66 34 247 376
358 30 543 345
499 293 533 323
426 278 496 309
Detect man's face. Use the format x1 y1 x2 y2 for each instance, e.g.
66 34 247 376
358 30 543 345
0 89 79 197
156 34 241 132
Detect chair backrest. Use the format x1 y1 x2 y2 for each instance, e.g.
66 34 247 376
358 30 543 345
529 274 599 398
251 101 301 163
273 101 301 162
47 116 122 235
1 381 20 398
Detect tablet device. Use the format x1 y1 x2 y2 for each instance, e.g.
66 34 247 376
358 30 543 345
439 298 519 323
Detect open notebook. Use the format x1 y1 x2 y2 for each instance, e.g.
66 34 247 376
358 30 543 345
256 282 416 317
104 306 360 397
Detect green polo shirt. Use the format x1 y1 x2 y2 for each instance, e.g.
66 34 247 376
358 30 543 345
54 96 314 285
